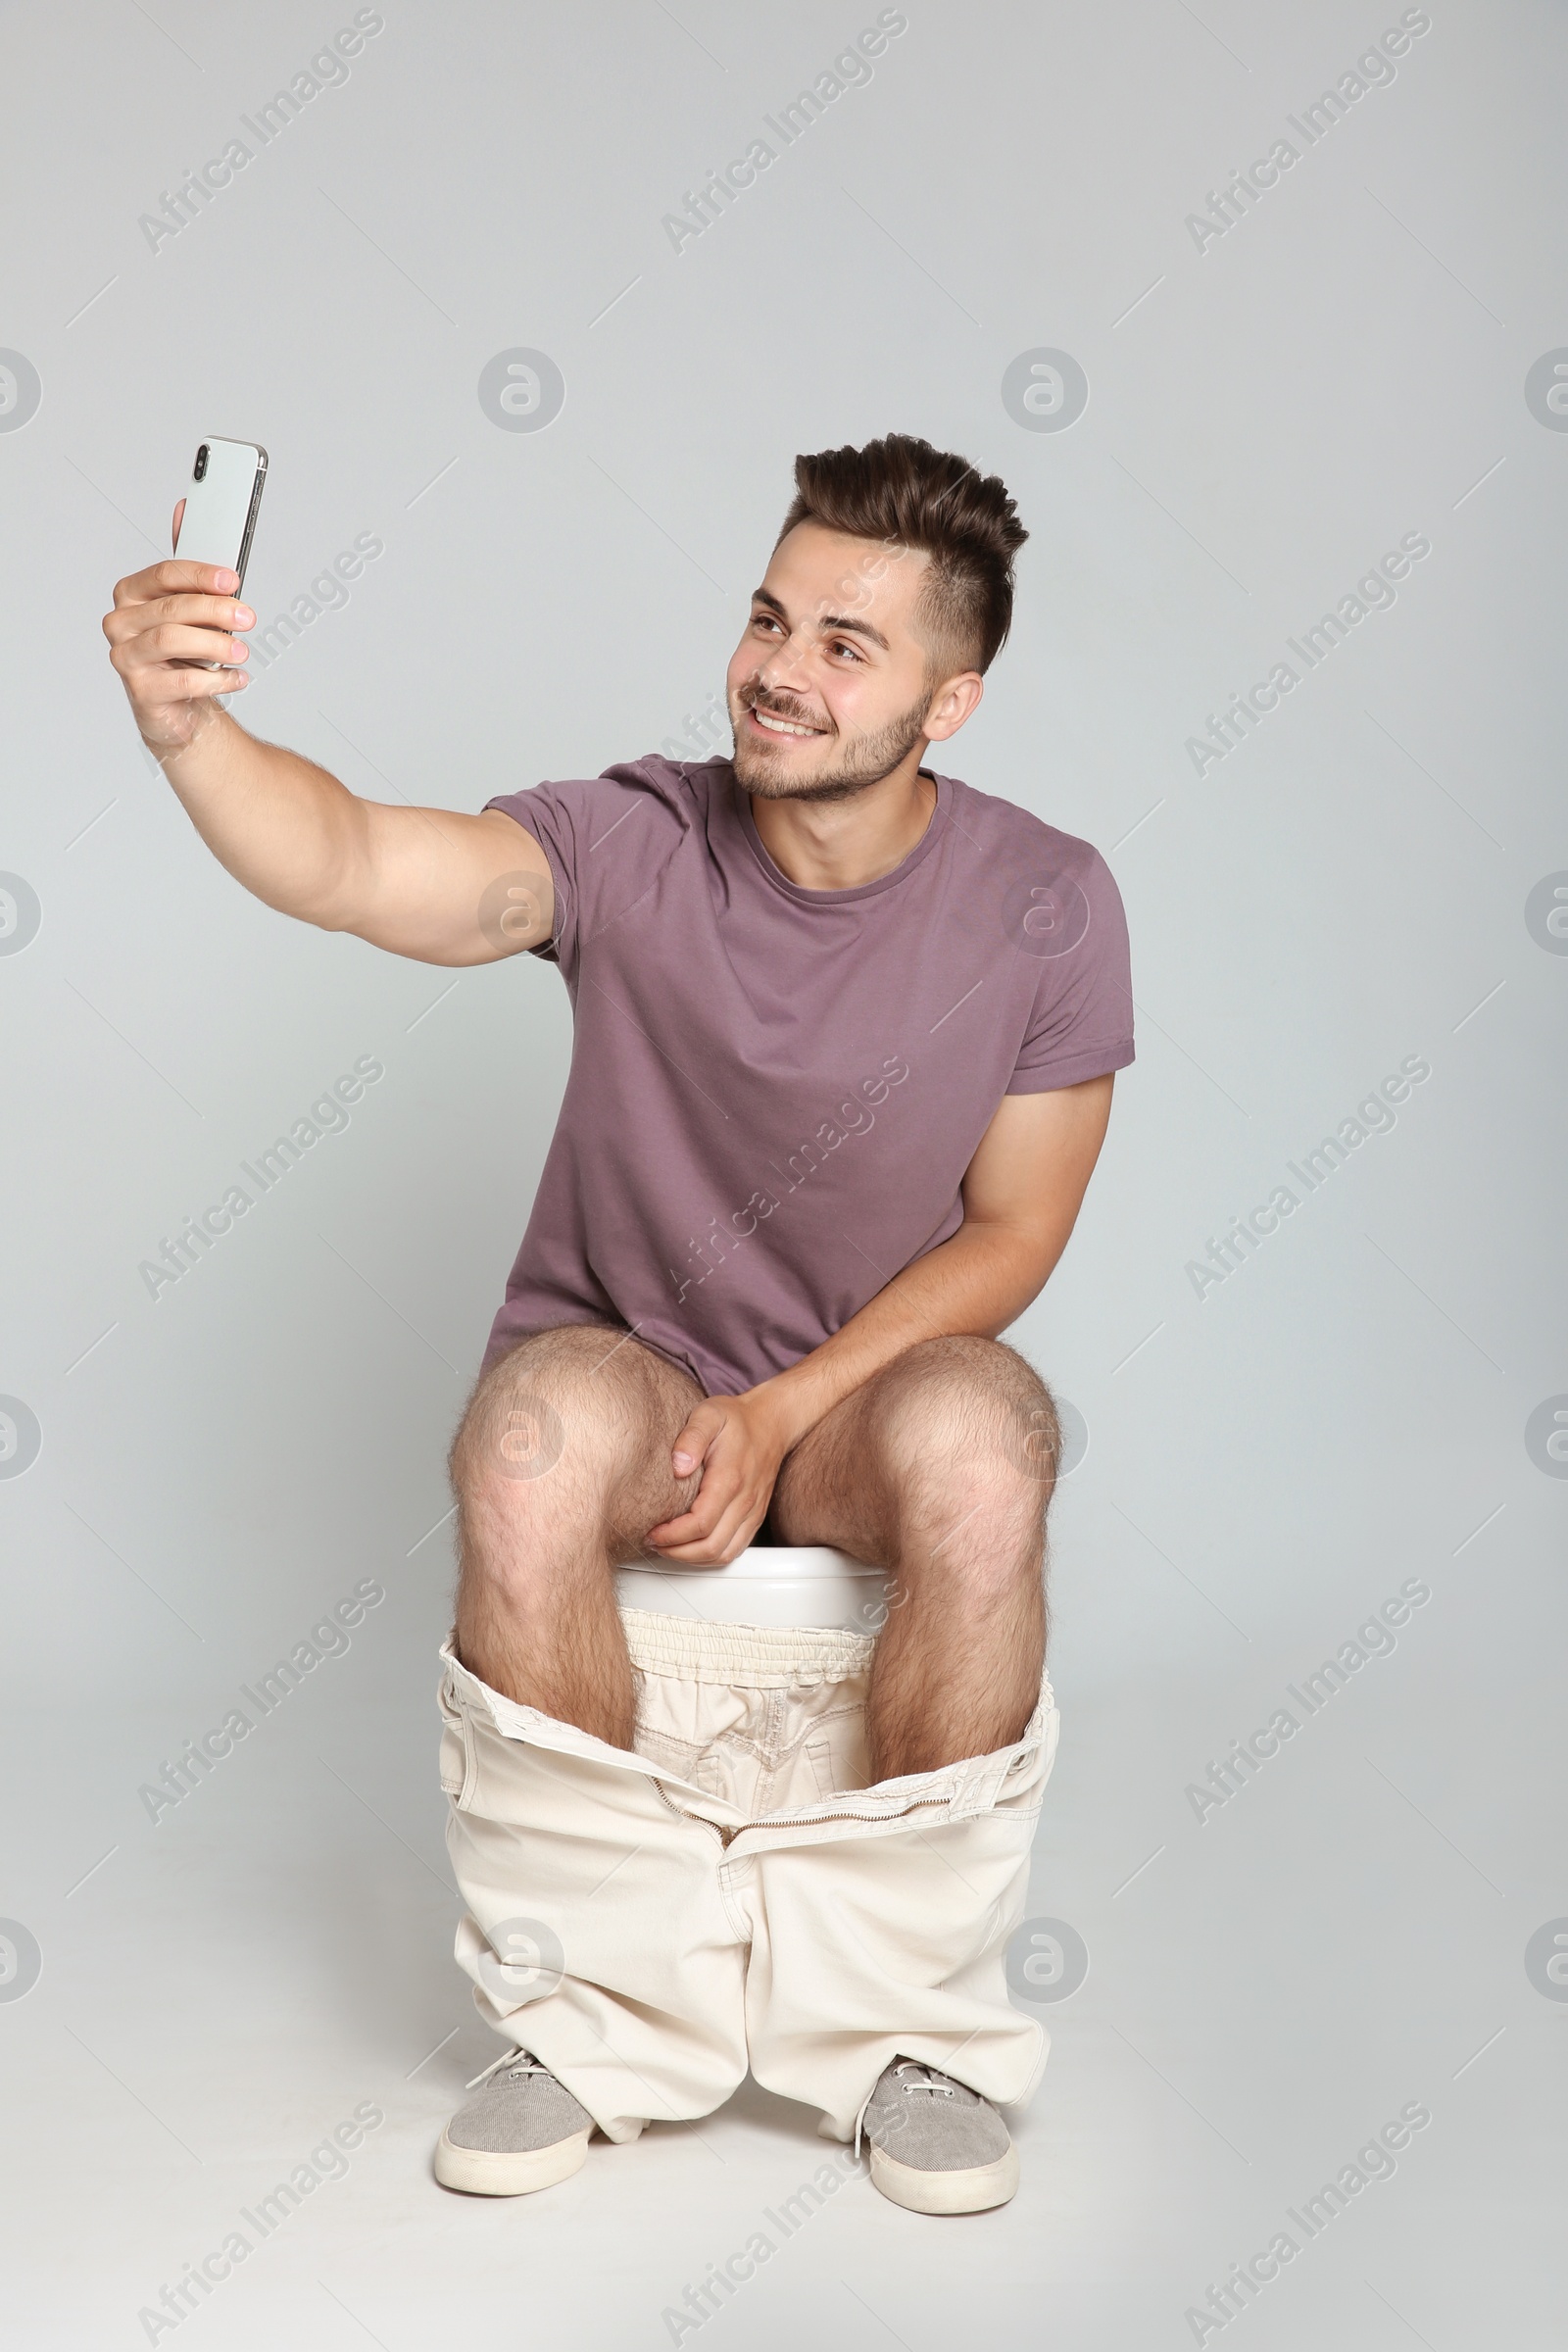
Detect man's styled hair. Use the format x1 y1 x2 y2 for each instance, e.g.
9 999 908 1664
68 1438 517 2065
776 432 1028 678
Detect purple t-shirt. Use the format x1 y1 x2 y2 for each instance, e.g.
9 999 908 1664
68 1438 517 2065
481 756 1133 1396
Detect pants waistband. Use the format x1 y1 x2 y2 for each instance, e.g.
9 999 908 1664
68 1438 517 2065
617 1606 875 1687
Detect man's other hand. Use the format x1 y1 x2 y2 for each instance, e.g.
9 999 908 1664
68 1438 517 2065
643 1390 795 1564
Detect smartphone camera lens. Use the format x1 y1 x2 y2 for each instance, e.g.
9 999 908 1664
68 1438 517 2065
194 444 209 481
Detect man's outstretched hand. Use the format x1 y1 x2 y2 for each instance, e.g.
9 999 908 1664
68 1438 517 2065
103 502 255 756
644 1389 796 1564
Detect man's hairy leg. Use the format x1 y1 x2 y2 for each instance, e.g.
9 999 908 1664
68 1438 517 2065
769 1335 1055 1779
450 1325 704 1747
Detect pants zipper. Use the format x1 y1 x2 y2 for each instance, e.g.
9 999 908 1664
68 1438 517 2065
651 1781 956 1847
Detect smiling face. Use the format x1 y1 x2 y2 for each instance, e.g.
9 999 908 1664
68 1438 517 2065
724 521 982 803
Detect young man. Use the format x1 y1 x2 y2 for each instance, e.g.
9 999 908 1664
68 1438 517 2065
105 433 1133 2215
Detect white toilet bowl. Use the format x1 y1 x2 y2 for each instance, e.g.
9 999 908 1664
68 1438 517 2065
615 1544 888 1635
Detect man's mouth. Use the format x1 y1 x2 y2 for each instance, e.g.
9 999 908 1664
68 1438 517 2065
747 704 827 740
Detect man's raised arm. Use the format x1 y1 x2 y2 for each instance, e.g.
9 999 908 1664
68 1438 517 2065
102 547 552 967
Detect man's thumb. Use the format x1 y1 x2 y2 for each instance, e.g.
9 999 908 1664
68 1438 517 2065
671 1409 714 1476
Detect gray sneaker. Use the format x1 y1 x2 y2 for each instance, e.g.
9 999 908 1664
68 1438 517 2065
434 2048 594 2195
860 2057 1019 2214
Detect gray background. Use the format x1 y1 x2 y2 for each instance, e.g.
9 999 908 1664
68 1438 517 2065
2 1 1564 2344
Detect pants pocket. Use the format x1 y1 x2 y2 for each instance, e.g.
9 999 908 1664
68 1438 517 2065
437 1683 476 1807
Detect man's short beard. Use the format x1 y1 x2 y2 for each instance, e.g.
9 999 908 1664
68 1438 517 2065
729 679 932 804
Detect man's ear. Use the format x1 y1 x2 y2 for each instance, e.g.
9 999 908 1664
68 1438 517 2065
922 670 984 742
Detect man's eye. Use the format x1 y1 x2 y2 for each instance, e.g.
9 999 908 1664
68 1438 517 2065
830 641 862 662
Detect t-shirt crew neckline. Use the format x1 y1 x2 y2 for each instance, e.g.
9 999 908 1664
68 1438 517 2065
733 766 952 905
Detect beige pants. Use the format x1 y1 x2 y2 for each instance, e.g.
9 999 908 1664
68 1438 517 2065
439 1609 1059 2144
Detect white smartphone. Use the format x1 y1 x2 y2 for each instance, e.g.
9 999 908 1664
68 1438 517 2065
172 437 267 669
174 437 268 587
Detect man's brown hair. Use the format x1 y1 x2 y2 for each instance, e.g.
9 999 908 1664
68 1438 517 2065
776 432 1028 678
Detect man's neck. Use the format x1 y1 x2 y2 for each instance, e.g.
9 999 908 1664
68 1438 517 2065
746 754 939 892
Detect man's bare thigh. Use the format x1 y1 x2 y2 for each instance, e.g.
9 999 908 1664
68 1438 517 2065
764 1335 1054 1568
765 1381 898 1568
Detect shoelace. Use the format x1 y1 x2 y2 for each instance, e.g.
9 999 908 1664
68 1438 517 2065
854 2058 968 2157
465 2046 552 2093
894 2061 959 2100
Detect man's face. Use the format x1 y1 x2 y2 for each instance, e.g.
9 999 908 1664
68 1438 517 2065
724 522 974 802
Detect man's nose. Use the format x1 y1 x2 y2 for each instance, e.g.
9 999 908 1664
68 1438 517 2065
759 634 812 695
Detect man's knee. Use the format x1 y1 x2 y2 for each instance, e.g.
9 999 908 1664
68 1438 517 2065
451 1325 622 1496
867 1335 1058 1540
446 1317 662 1477
449 1325 699 1557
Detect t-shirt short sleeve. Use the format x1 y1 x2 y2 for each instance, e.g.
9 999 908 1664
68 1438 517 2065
1005 843 1136 1094
483 758 693 983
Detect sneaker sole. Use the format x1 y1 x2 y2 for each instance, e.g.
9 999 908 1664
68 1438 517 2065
868 2139 1019 2215
433 2124 591 2196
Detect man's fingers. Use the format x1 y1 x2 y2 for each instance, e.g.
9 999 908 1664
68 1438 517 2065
705 1506 760 1564
146 591 254 632
646 1501 719 1548
135 663 248 705
104 594 245 644
115 621 250 667
112 558 240 611
647 1468 761 1557
646 1478 735 1548
172 496 185 551
649 1500 763 1565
